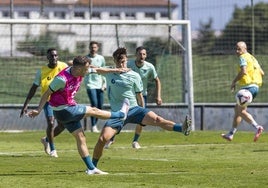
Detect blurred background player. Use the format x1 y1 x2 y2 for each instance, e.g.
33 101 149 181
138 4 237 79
20 48 67 157
84 41 106 133
105 46 162 149
221 41 264 142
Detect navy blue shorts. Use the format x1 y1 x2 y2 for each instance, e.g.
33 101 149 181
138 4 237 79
104 106 150 133
53 105 86 133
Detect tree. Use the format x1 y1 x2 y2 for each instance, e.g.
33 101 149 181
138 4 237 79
215 3 268 54
193 17 216 55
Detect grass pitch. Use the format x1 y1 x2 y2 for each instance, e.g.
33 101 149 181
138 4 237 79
0 131 267 188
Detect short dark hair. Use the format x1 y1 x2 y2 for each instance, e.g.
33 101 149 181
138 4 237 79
113 47 127 62
72 56 91 66
89 41 99 47
136 46 146 53
47 48 57 54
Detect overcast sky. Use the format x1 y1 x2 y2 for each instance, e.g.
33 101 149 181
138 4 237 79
172 0 268 30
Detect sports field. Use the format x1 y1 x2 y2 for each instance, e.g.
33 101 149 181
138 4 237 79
0 131 267 187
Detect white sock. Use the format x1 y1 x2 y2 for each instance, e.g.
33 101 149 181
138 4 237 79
251 120 258 129
230 128 237 135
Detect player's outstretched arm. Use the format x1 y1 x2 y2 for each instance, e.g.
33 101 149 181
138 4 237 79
92 67 130 74
20 84 38 117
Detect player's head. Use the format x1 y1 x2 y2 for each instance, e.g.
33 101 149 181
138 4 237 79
47 48 58 67
236 41 247 56
89 41 99 55
113 47 128 68
135 46 147 63
72 56 91 77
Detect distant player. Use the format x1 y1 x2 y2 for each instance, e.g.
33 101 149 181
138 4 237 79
221 41 264 142
84 41 106 132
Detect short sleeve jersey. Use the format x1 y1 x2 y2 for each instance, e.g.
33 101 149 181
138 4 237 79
238 53 263 86
33 61 68 95
49 67 82 107
105 70 143 111
84 54 106 89
127 60 158 96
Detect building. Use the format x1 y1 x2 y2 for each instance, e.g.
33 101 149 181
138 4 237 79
0 0 179 56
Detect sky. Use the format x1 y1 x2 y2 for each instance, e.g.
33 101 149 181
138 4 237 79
171 0 268 30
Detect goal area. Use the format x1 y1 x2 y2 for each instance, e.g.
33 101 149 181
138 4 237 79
0 19 195 129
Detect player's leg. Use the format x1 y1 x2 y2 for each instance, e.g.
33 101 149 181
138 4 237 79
104 134 115 149
54 121 65 137
84 98 129 120
92 126 118 167
71 127 108 175
41 103 58 157
86 89 99 132
132 124 143 149
92 89 104 133
222 104 242 141
141 110 191 135
132 96 147 149
104 98 130 149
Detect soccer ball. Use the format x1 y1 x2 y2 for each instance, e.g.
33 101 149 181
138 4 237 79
235 89 253 107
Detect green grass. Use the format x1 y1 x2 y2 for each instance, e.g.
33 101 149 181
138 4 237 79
0 131 267 187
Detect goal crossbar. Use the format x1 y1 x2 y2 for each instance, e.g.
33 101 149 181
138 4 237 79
0 19 190 25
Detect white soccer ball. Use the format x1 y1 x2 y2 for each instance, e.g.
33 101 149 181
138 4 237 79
235 89 253 107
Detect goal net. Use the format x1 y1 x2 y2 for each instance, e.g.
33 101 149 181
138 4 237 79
0 19 194 129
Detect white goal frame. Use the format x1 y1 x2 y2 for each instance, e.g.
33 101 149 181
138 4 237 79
0 19 195 130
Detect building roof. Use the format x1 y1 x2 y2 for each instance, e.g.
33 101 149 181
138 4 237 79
1 0 177 7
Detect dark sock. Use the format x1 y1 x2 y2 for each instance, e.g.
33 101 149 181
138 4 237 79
49 143 55 151
173 124 182 132
133 134 140 142
92 158 99 167
82 156 95 170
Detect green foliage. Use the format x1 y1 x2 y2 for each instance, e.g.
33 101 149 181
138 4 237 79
0 131 268 187
193 18 216 55
143 37 168 65
195 2 268 55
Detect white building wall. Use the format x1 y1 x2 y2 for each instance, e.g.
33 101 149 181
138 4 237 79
0 4 180 56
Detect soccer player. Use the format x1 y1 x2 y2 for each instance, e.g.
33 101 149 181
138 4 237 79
105 46 162 149
27 56 130 175
20 48 67 157
84 41 106 133
221 41 264 142
91 47 191 170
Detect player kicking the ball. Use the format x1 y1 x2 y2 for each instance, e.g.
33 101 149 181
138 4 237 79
91 47 192 171
27 56 130 175
221 41 264 142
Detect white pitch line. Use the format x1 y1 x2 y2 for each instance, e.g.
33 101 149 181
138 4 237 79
0 143 232 156
108 171 185 176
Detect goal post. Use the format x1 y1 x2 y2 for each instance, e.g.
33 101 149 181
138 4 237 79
0 19 195 130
